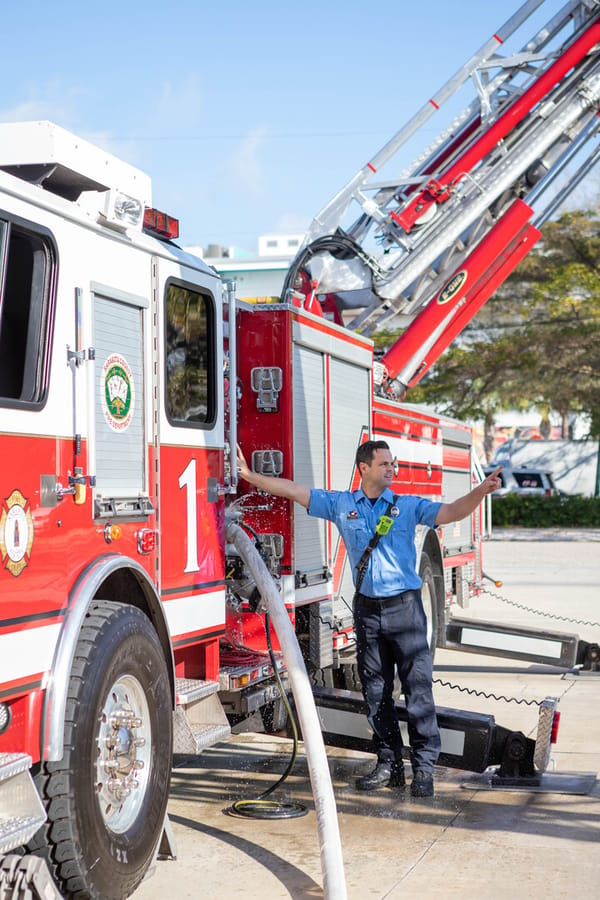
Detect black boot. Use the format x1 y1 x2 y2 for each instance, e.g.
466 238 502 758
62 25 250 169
356 760 406 791
410 770 434 797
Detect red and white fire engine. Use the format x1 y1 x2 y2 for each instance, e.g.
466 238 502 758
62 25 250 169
1 1 599 896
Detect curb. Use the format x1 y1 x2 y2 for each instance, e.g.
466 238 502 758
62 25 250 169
489 527 600 542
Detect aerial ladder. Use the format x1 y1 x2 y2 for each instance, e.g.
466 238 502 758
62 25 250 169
281 0 600 676
283 0 600 398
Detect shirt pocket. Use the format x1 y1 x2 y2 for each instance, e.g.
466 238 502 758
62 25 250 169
341 519 372 556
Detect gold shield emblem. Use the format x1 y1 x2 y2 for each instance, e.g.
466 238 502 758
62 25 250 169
0 489 34 577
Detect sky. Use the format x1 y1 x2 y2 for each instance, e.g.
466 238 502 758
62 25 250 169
1 0 576 251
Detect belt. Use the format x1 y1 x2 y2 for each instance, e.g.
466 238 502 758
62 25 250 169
354 589 418 611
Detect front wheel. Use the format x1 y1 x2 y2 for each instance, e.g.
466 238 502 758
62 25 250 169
32 601 173 899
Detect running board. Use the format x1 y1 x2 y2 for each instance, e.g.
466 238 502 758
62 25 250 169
0 753 47 854
445 616 580 668
310 686 557 775
172 677 231 755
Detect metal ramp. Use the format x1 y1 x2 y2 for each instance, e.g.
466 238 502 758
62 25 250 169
310 687 595 793
445 616 600 671
445 616 580 667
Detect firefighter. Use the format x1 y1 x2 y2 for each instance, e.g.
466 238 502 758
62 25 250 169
236 442 501 798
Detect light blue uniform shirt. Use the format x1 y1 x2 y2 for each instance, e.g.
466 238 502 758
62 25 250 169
308 486 442 598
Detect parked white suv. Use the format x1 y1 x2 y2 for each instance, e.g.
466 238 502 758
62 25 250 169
484 466 558 497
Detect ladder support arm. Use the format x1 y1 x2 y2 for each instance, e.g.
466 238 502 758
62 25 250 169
379 200 540 393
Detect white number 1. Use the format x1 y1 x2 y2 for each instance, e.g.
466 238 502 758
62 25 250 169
178 459 200 573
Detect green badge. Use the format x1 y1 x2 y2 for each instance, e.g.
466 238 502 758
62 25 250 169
101 353 135 432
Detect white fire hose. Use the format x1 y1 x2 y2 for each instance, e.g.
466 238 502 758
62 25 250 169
226 521 347 900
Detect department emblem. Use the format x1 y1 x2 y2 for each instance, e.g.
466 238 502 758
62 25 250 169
101 353 135 432
0 489 34 577
438 269 467 305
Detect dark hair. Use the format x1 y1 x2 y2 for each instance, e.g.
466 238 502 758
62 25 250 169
355 440 390 469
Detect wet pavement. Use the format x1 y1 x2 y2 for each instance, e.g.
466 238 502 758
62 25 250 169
134 539 600 900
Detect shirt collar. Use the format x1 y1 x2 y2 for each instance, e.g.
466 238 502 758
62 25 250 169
355 487 395 506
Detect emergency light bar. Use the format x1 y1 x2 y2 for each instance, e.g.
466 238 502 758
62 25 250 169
143 207 179 240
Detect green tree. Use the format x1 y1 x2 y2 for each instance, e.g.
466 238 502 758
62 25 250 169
404 209 600 453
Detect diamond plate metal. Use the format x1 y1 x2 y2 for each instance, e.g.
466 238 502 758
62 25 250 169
533 696 558 773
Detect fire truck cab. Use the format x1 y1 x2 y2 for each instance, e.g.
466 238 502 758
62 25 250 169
0 121 231 898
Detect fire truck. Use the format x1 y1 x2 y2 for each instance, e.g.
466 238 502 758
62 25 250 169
1 0 599 896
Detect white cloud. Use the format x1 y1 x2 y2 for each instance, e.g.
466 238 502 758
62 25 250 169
0 80 84 128
229 127 267 196
154 73 204 128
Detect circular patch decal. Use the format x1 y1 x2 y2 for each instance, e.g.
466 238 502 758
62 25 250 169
0 489 34 577
102 354 135 432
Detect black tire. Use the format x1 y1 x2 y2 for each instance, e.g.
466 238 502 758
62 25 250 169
308 665 335 688
419 552 440 661
30 601 172 899
335 662 362 692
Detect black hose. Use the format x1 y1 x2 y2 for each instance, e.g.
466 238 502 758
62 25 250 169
223 612 308 819
281 231 370 302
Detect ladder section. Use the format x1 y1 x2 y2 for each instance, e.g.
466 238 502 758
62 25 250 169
283 1 600 393
303 0 552 243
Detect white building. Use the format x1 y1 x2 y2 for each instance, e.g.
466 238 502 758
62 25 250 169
185 233 304 301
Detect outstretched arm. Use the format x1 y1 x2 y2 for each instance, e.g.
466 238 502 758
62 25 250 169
236 445 311 509
435 466 502 526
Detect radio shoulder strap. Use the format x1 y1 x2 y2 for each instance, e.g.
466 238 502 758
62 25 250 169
355 494 397 594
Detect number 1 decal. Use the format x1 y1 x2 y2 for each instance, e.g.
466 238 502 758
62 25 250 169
178 459 200 573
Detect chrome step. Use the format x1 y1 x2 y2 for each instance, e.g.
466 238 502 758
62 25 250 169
173 681 231 755
0 753 47 855
175 677 220 705
189 723 233 753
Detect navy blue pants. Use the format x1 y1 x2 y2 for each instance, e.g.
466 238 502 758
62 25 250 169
354 590 441 773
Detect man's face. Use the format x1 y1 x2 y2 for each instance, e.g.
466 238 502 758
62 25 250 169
360 448 394 495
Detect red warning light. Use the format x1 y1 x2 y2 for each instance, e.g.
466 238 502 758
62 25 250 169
143 207 179 239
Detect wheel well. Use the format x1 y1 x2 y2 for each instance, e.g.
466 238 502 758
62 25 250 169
42 555 175 762
94 567 175 701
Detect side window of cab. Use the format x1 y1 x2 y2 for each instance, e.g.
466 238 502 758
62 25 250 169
0 217 56 408
164 281 216 427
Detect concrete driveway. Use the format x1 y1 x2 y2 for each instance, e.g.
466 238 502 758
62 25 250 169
134 537 600 900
